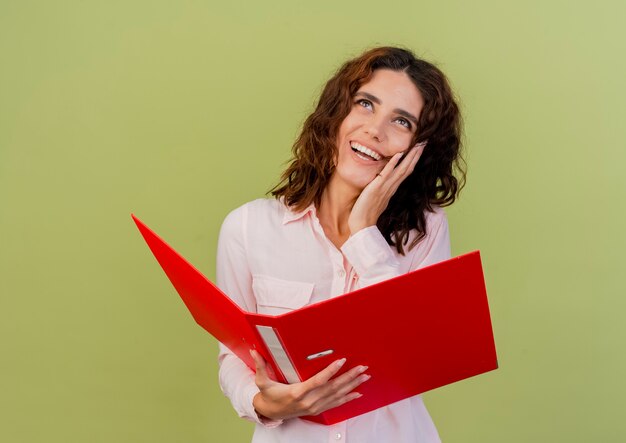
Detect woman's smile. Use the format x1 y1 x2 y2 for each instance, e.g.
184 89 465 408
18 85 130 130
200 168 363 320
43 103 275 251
350 141 384 161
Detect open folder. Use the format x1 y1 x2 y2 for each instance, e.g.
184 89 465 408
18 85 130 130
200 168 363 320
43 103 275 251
132 214 498 425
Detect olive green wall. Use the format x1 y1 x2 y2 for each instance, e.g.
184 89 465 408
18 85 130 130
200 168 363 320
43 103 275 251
1 1 624 441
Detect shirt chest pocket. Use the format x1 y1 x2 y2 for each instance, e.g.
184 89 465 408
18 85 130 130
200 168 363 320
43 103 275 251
252 274 315 316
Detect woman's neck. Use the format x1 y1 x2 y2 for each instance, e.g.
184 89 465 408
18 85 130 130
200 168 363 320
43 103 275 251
316 175 361 249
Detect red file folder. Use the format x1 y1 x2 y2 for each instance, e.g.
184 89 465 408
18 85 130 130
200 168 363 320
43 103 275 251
132 214 498 425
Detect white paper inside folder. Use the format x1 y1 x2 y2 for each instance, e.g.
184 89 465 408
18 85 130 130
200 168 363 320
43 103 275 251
256 325 301 384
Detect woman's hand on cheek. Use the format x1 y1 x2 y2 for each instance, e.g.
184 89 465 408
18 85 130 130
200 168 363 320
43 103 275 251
348 142 426 235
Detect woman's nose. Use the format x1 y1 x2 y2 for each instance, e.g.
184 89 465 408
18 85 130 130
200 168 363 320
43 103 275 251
364 115 385 142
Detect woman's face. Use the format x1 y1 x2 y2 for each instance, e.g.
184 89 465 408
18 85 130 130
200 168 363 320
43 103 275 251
333 69 424 192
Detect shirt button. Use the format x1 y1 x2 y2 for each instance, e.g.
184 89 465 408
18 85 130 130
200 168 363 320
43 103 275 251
337 269 345 277
335 432 342 440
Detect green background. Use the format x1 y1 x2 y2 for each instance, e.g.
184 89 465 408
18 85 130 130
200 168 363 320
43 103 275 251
1 0 624 441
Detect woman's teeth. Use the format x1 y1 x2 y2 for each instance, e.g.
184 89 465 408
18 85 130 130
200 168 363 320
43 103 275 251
350 142 382 161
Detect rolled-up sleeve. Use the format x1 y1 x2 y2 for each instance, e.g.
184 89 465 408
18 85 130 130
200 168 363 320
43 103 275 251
408 208 451 269
341 226 401 287
341 208 451 287
216 205 283 428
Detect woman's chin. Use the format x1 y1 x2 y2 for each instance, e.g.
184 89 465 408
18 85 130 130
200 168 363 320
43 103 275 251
348 176 376 192
330 168 379 194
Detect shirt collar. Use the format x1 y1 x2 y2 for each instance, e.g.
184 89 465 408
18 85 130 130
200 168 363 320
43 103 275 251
282 202 317 225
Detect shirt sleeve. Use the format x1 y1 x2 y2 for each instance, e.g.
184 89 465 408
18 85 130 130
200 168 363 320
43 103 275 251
216 204 283 428
341 208 451 287
407 208 451 270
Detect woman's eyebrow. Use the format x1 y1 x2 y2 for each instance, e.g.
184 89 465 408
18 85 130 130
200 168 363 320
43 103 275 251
356 91 419 127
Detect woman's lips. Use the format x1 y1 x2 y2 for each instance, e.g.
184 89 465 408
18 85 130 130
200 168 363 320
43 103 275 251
350 141 382 161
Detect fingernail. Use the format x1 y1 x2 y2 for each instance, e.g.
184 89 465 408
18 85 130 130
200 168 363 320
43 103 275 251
355 392 363 398
337 358 347 368
358 365 369 373
361 374 371 382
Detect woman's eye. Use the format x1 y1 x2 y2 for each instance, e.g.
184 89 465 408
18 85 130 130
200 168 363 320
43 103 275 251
396 117 411 129
356 99 372 109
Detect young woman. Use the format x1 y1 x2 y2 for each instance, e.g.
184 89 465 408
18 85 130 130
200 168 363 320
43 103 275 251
216 46 464 443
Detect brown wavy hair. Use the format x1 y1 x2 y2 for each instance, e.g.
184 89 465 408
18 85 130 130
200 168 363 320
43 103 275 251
271 46 465 254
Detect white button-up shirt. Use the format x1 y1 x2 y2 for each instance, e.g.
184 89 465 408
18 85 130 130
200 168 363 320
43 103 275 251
216 198 450 443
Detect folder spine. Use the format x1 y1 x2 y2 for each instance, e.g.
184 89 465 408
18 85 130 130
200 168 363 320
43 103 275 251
256 325 301 384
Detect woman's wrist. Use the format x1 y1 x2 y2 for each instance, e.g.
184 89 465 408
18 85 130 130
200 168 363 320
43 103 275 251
348 220 377 237
252 392 267 418
253 392 275 421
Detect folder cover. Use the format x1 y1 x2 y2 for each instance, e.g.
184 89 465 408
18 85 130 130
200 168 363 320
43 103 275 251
132 214 498 425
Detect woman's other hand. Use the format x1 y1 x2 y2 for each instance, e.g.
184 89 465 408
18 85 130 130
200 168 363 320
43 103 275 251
348 142 426 235
250 350 369 421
